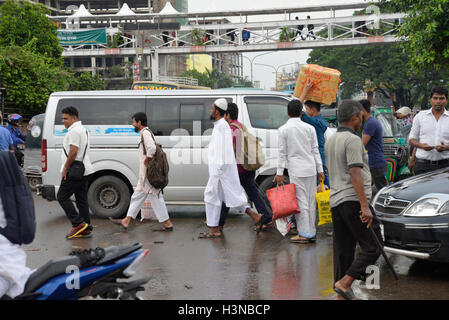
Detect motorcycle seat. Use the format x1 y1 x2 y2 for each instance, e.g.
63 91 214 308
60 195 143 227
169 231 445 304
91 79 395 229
23 256 81 294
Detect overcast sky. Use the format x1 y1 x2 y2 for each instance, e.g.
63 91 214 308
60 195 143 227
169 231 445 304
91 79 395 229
188 0 364 89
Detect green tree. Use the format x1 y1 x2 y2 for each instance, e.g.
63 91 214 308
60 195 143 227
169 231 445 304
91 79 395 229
0 0 62 64
307 43 449 108
0 46 68 113
104 62 133 90
67 71 105 91
381 0 449 71
182 68 234 89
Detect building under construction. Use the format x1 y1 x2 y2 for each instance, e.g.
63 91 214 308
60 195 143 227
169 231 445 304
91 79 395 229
4 0 243 87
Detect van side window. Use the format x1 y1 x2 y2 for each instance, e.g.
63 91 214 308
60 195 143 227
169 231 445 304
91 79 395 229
180 100 215 135
55 98 145 125
147 99 179 136
244 97 289 129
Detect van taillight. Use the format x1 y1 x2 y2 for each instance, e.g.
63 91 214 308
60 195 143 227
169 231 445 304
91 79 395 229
41 139 47 172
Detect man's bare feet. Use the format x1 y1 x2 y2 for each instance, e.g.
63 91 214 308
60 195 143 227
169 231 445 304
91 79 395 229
245 208 262 225
109 216 131 229
163 219 173 228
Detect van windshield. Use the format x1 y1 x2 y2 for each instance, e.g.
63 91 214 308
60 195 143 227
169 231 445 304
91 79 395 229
245 97 290 129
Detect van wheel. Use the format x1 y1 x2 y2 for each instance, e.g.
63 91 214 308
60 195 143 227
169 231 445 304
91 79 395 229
88 175 130 219
257 175 290 215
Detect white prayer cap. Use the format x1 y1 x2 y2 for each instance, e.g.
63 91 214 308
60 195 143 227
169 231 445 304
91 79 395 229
214 98 228 111
395 106 412 116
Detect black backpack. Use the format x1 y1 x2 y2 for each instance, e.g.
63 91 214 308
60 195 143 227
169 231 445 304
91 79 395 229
141 129 169 192
0 151 36 245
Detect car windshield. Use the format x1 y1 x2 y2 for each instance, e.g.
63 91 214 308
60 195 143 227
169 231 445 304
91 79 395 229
376 113 400 137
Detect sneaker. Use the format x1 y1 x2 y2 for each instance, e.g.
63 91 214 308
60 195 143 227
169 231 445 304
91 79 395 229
66 223 88 239
72 229 92 238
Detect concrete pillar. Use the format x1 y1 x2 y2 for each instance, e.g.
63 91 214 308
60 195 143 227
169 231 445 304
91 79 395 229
146 55 151 80
91 57 96 75
151 52 159 81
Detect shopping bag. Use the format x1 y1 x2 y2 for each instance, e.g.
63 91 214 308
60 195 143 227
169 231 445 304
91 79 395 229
266 183 300 220
140 196 157 221
316 181 332 226
275 215 294 237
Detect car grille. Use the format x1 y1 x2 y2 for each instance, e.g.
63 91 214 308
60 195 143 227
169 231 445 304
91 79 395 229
374 195 411 215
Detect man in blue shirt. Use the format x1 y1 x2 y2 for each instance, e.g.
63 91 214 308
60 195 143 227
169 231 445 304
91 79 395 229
359 100 388 192
6 114 26 150
299 79 330 187
0 112 14 151
6 114 26 166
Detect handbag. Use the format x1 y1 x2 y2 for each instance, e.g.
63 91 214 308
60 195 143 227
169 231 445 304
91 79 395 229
266 183 300 220
63 130 89 180
316 181 332 226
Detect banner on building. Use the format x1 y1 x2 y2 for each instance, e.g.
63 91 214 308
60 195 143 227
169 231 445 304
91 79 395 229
58 28 107 46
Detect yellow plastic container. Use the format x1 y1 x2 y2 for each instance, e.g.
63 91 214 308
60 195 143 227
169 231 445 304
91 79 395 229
294 64 341 105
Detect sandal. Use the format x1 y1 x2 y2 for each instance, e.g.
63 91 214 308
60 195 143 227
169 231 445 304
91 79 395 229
254 221 274 232
152 226 173 232
290 235 313 244
198 232 223 239
334 286 357 300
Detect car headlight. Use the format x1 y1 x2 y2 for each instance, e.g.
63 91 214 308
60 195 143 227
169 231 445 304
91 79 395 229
402 193 449 217
402 198 440 217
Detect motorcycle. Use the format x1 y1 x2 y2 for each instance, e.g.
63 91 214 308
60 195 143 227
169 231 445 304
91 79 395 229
4 242 150 300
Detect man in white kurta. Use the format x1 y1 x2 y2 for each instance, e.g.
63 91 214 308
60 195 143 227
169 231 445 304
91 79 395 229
110 112 173 231
202 99 261 238
275 99 324 244
0 194 33 298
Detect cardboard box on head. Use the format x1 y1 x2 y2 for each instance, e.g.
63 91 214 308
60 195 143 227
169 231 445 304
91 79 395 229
293 64 341 106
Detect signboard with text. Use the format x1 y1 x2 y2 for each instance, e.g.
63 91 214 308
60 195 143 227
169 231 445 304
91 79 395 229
58 28 107 46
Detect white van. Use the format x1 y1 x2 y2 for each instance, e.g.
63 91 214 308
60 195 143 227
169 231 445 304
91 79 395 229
38 89 310 218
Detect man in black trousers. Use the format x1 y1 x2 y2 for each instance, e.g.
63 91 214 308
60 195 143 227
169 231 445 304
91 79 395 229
57 107 93 239
325 100 382 300
219 103 270 232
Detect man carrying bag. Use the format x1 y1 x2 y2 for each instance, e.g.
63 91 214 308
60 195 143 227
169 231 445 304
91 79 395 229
57 107 94 239
274 100 324 244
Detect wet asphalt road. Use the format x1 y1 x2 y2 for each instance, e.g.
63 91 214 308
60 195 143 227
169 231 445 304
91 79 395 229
24 193 449 300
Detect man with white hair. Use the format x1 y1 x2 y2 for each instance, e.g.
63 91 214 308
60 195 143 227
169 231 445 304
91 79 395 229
201 99 262 239
395 106 413 129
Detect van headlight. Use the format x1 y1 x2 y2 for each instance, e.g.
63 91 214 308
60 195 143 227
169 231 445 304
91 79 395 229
402 194 449 217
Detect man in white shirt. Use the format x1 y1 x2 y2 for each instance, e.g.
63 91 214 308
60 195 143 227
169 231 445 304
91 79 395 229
274 99 324 244
409 86 449 175
109 112 174 232
56 106 94 239
201 99 261 239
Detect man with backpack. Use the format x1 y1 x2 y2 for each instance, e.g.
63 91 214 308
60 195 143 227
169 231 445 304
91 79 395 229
0 150 35 298
110 112 173 232
219 103 272 232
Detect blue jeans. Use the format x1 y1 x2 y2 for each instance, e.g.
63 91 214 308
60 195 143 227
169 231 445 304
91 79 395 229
219 170 272 227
